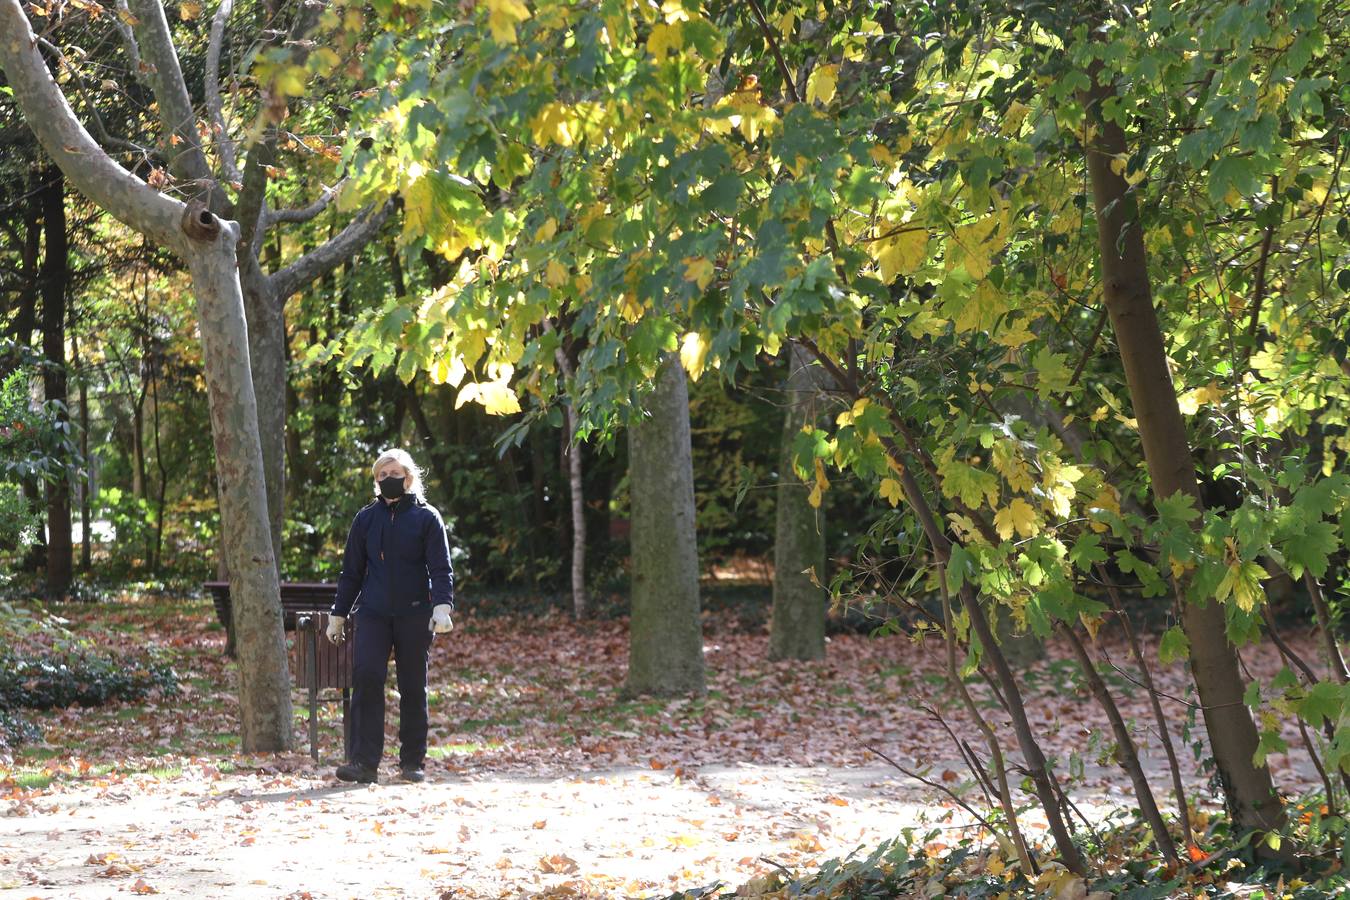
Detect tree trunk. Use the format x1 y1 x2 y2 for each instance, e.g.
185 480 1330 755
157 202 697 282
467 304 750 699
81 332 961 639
70 308 91 570
39 167 72 599
561 402 588 618
149 349 168 572
1081 71 1283 832
6 170 40 353
238 257 285 578
769 346 827 661
626 354 705 696
186 230 293 752
132 378 147 501
547 323 588 619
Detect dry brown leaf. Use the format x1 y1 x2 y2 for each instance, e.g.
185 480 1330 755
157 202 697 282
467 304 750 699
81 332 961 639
538 853 579 874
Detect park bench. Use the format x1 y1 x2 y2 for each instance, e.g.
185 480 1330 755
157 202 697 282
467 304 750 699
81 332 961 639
202 581 352 761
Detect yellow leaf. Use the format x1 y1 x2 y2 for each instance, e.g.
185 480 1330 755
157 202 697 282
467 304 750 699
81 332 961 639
1216 560 1268 612
1178 380 1223 415
485 0 531 44
993 498 1037 541
535 217 558 242
544 259 569 287
179 0 200 19
954 281 1008 333
806 64 838 105
949 214 1002 280
879 477 904 507
680 332 709 381
429 356 467 387
529 103 573 146
309 47 341 76
1001 101 1030 136
875 228 928 283
807 458 829 508
272 65 308 98
456 379 521 416
618 292 643 323
683 256 715 291
647 21 683 58
993 318 1035 348
835 398 869 427
991 441 1035 492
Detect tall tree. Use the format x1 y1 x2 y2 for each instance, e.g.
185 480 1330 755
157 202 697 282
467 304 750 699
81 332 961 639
626 355 705 697
38 166 71 598
1080 69 1282 832
0 0 292 750
769 345 827 661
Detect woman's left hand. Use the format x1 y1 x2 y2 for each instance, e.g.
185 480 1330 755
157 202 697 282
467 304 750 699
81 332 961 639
430 604 454 634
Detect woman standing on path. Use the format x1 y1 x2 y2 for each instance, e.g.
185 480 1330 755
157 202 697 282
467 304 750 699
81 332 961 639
326 448 455 784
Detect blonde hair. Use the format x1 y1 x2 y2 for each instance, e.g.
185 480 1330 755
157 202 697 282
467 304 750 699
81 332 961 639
371 447 425 499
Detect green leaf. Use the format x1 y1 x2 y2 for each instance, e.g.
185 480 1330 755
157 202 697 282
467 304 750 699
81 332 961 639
1243 679 1262 707
1032 348 1072 398
1208 155 1259 206
937 451 999 508
1282 520 1337 578
1158 626 1190 665
701 173 743 215
1068 534 1107 571
946 545 974 595
1298 682 1345 728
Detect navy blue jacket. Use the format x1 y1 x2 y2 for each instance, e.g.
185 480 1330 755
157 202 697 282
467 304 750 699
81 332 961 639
332 495 455 618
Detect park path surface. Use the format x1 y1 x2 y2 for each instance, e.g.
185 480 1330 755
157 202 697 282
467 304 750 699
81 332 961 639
0 596 1327 898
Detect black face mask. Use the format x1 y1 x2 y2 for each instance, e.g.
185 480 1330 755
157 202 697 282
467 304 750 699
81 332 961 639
378 476 406 499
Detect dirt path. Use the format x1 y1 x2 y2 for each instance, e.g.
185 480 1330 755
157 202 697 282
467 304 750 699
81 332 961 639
2 761 948 899
0 604 1328 898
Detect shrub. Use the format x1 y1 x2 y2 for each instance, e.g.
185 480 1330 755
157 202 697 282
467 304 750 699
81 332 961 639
0 709 42 753
0 650 178 712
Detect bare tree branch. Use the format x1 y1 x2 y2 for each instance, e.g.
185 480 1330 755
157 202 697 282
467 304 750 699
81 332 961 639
111 0 149 87
125 0 218 199
264 182 342 226
268 196 398 301
205 0 239 182
36 37 149 158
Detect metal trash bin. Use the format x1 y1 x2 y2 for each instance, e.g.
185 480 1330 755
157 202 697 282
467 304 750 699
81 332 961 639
294 612 355 762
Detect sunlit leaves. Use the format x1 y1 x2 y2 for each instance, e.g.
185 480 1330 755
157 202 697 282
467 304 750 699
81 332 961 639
993 498 1037 541
679 332 709 381
1216 560 1268 613
457 375 523 416
872 228 928 283
936 448 998 509
805 64 838 106
484 0 531 44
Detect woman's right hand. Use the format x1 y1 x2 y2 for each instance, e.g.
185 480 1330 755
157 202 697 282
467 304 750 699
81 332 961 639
326 614 346 644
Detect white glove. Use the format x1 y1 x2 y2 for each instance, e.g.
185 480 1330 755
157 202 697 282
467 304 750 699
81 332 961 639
430 604 454 634
326 614 346 644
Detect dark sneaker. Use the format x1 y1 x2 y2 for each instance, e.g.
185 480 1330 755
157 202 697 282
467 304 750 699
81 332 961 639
335 762 378 784
399 766 426 783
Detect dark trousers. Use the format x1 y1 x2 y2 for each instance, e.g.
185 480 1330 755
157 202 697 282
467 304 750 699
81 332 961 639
349 610 433 769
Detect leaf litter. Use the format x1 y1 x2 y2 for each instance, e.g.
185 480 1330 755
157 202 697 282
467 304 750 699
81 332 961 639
0 595 1326 898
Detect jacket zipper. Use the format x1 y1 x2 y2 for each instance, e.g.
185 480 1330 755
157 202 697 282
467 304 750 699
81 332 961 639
381 501 395 560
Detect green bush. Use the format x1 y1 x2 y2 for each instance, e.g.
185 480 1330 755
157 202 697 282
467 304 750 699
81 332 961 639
0 708 42 752
0 650 178 712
